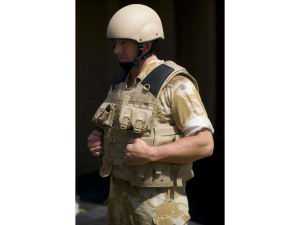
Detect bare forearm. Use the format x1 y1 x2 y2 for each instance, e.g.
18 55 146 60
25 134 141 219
150 129 214 164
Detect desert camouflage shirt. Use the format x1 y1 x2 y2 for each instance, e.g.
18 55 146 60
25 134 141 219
121 57 214 136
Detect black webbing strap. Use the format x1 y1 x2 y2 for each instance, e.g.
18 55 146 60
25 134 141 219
141 64 174 97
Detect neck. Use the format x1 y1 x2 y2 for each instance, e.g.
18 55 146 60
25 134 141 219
129 54 157 78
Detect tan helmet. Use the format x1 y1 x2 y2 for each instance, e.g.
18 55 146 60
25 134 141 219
107 4 164 43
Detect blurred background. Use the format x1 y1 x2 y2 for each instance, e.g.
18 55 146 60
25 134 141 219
76 0 224 224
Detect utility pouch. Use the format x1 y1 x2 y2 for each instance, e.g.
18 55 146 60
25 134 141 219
93 103 116 128
119 106 132 130
131 108 152 133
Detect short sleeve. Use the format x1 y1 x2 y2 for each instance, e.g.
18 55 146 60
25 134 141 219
168 75 214 136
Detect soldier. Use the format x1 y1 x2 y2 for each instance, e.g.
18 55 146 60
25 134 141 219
88 4 214 225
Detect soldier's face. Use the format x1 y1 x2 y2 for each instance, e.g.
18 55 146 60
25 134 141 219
112 39 138 62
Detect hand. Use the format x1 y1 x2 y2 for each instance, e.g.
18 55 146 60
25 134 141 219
125 138 155 165
88 129 103 157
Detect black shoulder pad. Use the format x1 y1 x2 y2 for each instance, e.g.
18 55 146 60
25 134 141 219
141 64 174 97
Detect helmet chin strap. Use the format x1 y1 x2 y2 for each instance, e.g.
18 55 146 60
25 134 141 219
119 42 152 73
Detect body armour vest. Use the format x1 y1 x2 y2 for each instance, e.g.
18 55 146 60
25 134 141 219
92 61 199 187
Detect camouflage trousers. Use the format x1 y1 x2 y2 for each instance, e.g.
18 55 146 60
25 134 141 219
107 176 190 225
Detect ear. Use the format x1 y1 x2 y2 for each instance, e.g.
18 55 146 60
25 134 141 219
142 42 152 53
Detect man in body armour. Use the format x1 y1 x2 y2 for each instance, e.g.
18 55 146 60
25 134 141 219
87 4 214 225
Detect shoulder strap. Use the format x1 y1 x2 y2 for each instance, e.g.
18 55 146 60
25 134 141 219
141 64 174 97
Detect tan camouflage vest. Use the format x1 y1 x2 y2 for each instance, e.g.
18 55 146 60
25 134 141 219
92 61 199 187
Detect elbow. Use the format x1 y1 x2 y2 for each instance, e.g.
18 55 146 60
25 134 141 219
206 132 214 157
198 132 214 158
205 140 214 157
193 130 214 160
194 140 214 160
